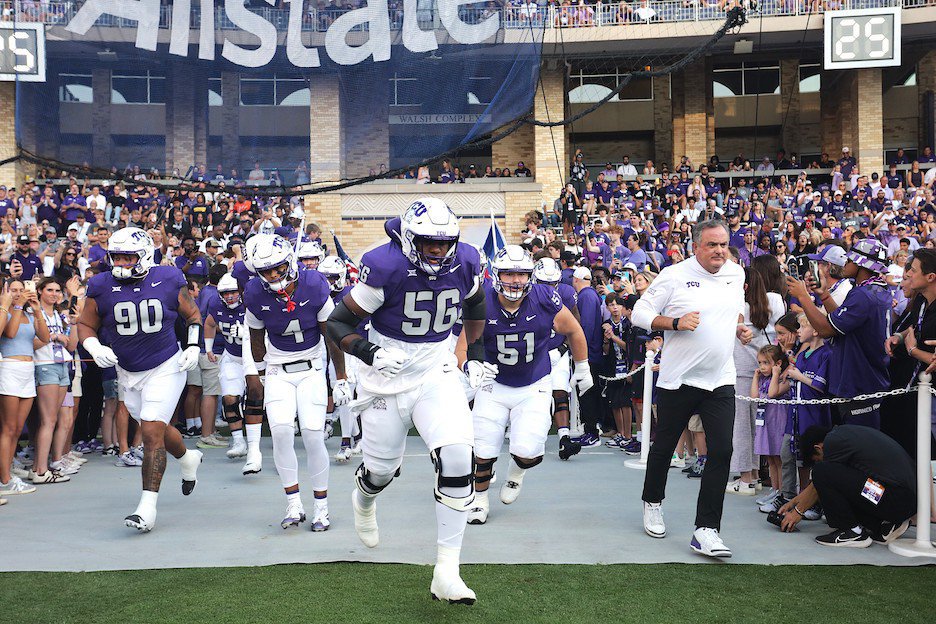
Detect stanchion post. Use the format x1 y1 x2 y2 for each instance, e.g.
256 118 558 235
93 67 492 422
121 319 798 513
625 350 655 470
889 372 936 557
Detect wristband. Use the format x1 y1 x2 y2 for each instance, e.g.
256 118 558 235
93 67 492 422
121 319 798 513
185 322 203 349
672 317 680 331
204 337 214 353
349 337 380 366
12 305 23 311
793 506 805 516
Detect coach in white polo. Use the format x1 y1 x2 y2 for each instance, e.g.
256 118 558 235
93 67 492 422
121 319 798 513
631 219 750 558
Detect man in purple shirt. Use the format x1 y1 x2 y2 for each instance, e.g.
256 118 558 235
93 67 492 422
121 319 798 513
457 246 590 526
61 183 89 226
175 236 210 280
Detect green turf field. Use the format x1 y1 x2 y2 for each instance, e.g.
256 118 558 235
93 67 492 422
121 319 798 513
5 563 935 623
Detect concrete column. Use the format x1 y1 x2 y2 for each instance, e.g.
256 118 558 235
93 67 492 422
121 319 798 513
670 71 685 168
851 68 883 177
652 75 673 170
305 75 344 231
492 123 534 173
779 59 801 155
166 63 208 174
342 69 390 180
533 64 567 206
0 83 28 189
221 72 241 174
820 71 843 159
91 68 113 166
681 58 712 169
918 50 936 152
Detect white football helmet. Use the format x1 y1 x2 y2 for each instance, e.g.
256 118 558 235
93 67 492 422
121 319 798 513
491 245 535 302
289 205 305 225
297 240 326 267
217 273 242 309
318 255 348 292
399 198 459 275
532 257 562 286
246 234 297 293
108 227 156 281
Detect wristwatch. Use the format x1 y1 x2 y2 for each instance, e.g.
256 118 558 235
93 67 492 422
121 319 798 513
672 317 680 331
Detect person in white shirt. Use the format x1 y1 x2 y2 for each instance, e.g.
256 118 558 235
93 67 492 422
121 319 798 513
631 219 751 559
617 155 638 177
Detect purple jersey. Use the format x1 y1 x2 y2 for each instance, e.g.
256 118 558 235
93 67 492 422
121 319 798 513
244 268 331 354
206 296 245 358
358 222 481 343
482 283 562 387
827 280 891 398
86 265 187 373
786 344 832 436
231 260 254 290
547 282 578 351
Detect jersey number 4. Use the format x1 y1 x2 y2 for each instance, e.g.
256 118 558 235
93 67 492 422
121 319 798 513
402 289 459 336
114 299 164 336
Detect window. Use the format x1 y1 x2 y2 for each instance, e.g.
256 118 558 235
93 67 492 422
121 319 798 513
59 73 93 103
390 73 421 107
568 65 653 103
799 63 820 93
208 75 222 106
111 70 166 104
239 76 309 106
713 63 780 97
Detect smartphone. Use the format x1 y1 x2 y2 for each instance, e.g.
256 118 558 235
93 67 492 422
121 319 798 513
807 259 820 285
69 295 79 315
24 281 36 294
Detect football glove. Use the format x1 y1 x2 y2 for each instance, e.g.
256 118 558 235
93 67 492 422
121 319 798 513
572 360 594 394
463 360 499 389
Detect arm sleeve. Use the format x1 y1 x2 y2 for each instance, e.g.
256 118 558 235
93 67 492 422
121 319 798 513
349 282 385 315
463 279 486 322
631 272 672 331
245 309 265 330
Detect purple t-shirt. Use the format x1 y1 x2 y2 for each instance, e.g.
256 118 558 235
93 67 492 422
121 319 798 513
62 194 88 221
786 344 832 437
175 253 210 277
547 282 578 351
827 280 891 402
86 265 187 372
358 226 481 344
482 283 562 387
244 267 330 354
206 295 244 358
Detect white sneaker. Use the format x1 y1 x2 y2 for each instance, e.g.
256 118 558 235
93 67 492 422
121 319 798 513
125 505 156 532
725 478 756 496
281 499 306 529
10 465 29 479
430 564 476 605
30 470 71 484
226 437 248 459
115 451 143 467
351 440 362 455
215 416 227 429
67 451 88 464
690 527 732 558
467 491 490 525
131 445 145 460
335 445 353 463
0 477 36 495
669 453 686 469
242 449 262 475
311 502 330 532
643 501 666 538
179 450 203 496
500 473 524 505
50 459 80 476
755 488 779 506
351 490 379 548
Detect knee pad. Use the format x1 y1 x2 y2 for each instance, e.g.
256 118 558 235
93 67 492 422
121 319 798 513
511 454 543 470
245 398 263 418
430 445 475 512
354 462 400 497
475 457 496 485
553 390 569 414
223 400 243 425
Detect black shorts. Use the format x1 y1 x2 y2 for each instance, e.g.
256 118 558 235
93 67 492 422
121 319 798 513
605 379 634 408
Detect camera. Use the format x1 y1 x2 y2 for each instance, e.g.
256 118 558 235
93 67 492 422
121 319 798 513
766 510 796 531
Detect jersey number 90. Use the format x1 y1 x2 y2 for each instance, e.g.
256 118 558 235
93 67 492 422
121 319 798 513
114 299 164 336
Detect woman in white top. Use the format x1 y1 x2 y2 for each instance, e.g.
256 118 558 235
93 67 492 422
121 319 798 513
0 280 50 495
32 277 80 482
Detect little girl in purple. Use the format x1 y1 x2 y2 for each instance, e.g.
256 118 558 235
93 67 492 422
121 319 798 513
753 345 788 498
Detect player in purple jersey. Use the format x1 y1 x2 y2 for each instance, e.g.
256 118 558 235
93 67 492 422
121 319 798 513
78 227 204 533
457 246 591 525
319 255 362 462
204 273 250 462
326 198 487 604
297 240 325 270
532 257 585 460
244 235 349 532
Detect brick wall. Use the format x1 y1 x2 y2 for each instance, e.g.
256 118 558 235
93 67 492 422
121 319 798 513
681 58 712 169
492 123 534 172
0 82 19 189
918 50 936 149
343 74 390 179
652 75 672 169
221 72 240 172
670 69 685 168
853 68 883 177
91 68 112 166
310 76 343 183
534 65 567 205
779 59 800 154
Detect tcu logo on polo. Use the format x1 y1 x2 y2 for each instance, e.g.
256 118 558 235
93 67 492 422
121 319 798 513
686 281 700 288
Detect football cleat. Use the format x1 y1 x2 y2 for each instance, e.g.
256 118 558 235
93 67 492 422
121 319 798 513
467 491 490 525
335 445 353 463
179 449 203 496
558 435 581 461
430 565 476 605
242 450 262 475
311 503 330 532
281 500 306 529
125 507 156 533
351 490 379 548
226 437 248 459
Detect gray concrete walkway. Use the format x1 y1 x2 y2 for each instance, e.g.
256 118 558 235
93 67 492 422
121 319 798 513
1 436 932 571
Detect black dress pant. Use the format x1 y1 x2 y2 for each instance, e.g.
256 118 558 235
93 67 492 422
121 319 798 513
577 369 605 436
74 363 104 443
811 461 915 533
642 384 735 530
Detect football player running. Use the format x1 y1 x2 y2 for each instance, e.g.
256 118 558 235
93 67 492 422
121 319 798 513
297 240 325 271
319 256 361 463
326 198 486 604
203 273 249 462
531 257 584 460
244 235 349 532
457 247 591 525
78 227 203 532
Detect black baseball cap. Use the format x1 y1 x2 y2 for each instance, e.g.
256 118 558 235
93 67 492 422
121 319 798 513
16 235 30 244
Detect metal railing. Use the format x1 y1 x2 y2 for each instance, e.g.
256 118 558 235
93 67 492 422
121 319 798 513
0 0 926 33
